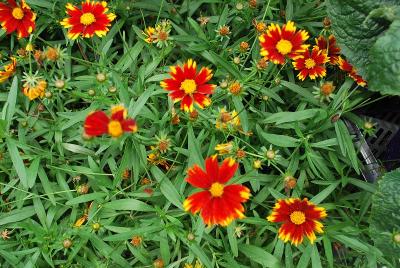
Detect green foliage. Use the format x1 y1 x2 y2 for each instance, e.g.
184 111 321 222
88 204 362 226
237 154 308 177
326 0 400 95
370 169 400 264
0 0 393 267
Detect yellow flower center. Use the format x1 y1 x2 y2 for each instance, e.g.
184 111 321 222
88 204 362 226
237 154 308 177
180 79 197 94
209 182 224 197
12 7 24 20
108 120 123 137
80 12 96 26
305 58 316 69
276 39 293 55
290 211 306 225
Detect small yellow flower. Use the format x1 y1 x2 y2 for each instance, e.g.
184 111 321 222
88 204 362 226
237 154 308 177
215 142 234 155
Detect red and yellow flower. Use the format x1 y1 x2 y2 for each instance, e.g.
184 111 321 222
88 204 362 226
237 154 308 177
183 155 251 226
293 47 329 81
0 57 17 83
315 35 341 65
84 105 137 138
60 0 116 40
338 57 367 87
267 198 327 246
0 0 36 38
259 21 309 65
160 59 216 112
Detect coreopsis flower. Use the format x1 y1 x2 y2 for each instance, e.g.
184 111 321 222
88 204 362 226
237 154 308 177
0 0 36 38
215 108 241 130
216 24 231 39
183 155 251 226
160 59 216 112
252 19 266 34
142 20 172 47
313 81 336 102
184 260 203 268
338 57 367 87
0 57 17 83
197 15 210 26
314 35 341 65
21 72 47 100
155 132 172 153
84 105 137 138
228 81 243 95
292 47 329 81
60 0 116 40
215 142 234 155
259 21 309 64
267 198 327 246
147 147 170 170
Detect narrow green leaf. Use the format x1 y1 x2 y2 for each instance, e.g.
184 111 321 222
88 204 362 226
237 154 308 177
103 199 155 212
66 192 107 206
6 138 28 189
309 181 339 204
239 244 281 268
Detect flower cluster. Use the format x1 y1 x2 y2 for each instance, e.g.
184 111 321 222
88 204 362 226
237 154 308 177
259 21 367 85
84 105 137 138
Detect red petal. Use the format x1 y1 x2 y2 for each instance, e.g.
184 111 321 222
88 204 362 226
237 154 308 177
217 157 238 184
186 164 212 189
84 111 109 136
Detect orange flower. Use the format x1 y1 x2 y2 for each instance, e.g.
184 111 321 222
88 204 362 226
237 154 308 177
60 0 116 40
293 47 329 80
84 105 137 138
160 59 216 112
267 198 327 246
315 35 341 65
183 155 251 226
338 57 367 87
0 0 36 38
259 21 309 65
0 57 17 83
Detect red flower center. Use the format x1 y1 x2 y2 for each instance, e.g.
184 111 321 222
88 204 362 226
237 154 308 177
276 39 292 55
108 120 123 137
305 58 316 69
290 211 306 225
12 7 24 20
80 12 96 26
180 79 197 94
209 182 224 197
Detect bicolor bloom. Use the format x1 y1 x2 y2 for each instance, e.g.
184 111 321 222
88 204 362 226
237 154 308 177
267 198 327 246
216 108 241 130
183 155 251 226
160 59 216 112
259 21 309 65
293 47 329 80
21 72 47 100
84 105 137 138
0 57 17 83
0 0 36 38
338 57 367 87
314 35 341 65
60 0 116 40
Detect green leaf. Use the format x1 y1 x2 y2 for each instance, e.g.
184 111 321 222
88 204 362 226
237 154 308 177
326 0 400 94
257 125 300 148
103 199 155 212
150 166 183 209
232 96 249 133
264 109 321 125
239 244 281 268
187 124 203 168
370 169 400 258
0 206 36 225
368 19 400 95
227 222 239 257
65 192 107 206
6 138 28 189
309 181 339 204
5 76 18 129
